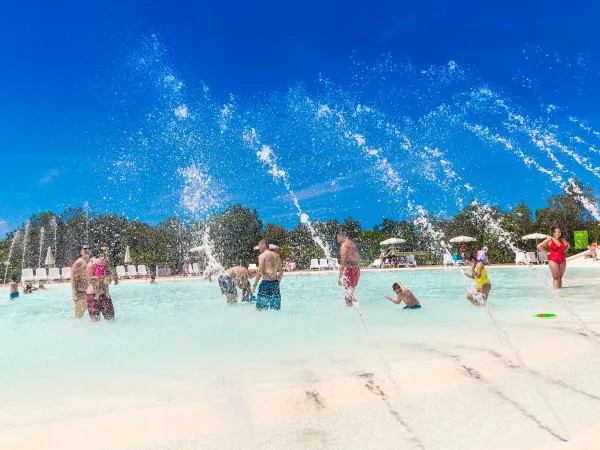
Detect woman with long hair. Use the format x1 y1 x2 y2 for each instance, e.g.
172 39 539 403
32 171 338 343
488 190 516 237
537 226 570 289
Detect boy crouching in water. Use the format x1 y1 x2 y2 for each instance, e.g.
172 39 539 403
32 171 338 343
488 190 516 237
385 281 421 309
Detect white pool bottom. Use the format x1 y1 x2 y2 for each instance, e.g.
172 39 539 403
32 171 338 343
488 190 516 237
1 267 599 449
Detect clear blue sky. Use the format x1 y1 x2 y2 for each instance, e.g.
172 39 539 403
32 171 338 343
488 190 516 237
1 0 600 237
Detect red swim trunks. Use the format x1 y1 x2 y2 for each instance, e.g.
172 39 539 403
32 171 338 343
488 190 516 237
343 267 361 288
87 294 115 320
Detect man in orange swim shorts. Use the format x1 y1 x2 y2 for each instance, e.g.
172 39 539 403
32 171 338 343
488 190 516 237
337 231 360 307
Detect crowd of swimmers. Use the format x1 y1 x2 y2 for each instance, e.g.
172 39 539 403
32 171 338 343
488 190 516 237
6 226 572 317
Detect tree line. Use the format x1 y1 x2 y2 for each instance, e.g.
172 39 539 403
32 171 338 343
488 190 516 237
1 180 598 279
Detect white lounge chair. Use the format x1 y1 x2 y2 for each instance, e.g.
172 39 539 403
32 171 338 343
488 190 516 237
248 263 257 271
526 252 539 264
116 265 128 279
21 268 35 282
515 251 526 265
35 268 49 283
318 258 329 270
406 255 417 267
127 265 138 278
538 251 549 264
137 264 148 277
61 267 71 281
192 263 202 275
329 258 340 269
48 267 61 282
370 258 382 268
310 259 321 271
443 254 454 266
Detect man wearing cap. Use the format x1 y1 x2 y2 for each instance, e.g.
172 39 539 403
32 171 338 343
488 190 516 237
71 244 91 318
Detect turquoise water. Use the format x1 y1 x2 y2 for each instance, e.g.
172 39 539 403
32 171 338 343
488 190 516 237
1 267 599 448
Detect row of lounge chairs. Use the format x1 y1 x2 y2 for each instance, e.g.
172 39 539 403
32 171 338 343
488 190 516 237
21 267 71 283
515 251 549 265
371 255 417 268
309 258 340 271
115 265 149 278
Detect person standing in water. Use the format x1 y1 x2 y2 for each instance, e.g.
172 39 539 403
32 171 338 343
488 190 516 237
462 254 492 306
9 275 19 299
86 244 118 322
71 243 91 318
218 266 256 304
338 231 360 307
537 226 570 289
385 281 421 309
252 239 283 310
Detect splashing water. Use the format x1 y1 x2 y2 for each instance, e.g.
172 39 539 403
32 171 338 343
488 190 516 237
21 221 30 272
3 230 20 284
37 227 45 269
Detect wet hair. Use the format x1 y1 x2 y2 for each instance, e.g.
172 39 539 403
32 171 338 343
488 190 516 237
392 282 401 291
551 226 561 237
259 238 269 247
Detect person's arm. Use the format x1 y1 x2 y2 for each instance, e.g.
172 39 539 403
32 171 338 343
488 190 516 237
252 257 263 293
460 266 474 279
338 243 346 284
71 261 79 298
537 237 551 252
562 239 570 252
472 262 483 279
85 261 93 284
385 294 402 305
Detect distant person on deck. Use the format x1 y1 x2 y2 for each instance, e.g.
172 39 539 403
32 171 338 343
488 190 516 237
462 254 492 306
588 240 597 261
537 226 570 289
385 281 421 309
338 231 360 306
252 239 283 310
218 266 256 304
71 243 91 318
182 255 190 277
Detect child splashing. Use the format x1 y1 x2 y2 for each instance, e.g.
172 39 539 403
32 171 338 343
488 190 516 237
461 254 492 306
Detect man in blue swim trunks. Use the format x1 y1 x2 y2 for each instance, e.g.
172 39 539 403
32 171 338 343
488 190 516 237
251 239 283 311
385 281 421 309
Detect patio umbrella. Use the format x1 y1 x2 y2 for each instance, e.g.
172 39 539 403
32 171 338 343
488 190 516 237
124 245 133 264
522 233 549 247
44 246 54 267
254 244 279 250
449 235 476 253
380 238 406 246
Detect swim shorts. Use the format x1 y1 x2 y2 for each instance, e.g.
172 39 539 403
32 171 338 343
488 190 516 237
403 304 422 310
256 280 281 310
9 292 19 299
343 267 361 288
218 275 237 297
87 294 115 320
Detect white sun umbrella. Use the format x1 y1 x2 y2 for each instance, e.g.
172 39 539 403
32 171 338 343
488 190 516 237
380 238 406 246
522 233 550 247
449 236 477 243
254 244 279 250
44 246 54 267
123 245 133 264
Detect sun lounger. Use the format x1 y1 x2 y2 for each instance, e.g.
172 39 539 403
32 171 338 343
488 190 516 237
48 267 61 282
248 264 257 271
137 264 148 277
127 265 139 278
406 255 417 267
515 251 526 265
329 258 340 269
35 268 49 283
309 259 320 271
21 268 35 282
61 267 71 281
318 258 329 270
443 254 454 266
116 265 128 279
526 252 539 264
370 259 382 268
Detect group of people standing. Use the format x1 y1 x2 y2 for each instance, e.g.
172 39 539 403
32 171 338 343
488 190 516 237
71 243 118 321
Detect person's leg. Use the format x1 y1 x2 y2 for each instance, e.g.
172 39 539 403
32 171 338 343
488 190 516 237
100 295 115 321
87 296 100 322
548 261 560 289
557 262 567 288
226 294 237 304
74 292 87 319
481 284 491 300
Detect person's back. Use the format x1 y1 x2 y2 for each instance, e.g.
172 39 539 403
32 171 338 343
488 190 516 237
259 251 283 281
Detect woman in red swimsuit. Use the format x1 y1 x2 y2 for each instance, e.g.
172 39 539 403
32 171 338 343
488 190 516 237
537 226 570 289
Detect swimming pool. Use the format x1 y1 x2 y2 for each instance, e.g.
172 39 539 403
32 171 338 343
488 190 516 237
1 267 599 449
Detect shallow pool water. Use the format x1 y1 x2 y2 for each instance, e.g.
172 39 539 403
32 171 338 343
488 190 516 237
1 267 599 449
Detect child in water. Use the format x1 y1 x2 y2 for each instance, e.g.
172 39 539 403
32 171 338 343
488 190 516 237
9 276 19 299
385 281 421 309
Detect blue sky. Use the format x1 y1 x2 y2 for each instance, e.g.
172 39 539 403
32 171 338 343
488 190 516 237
1 0 600 237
